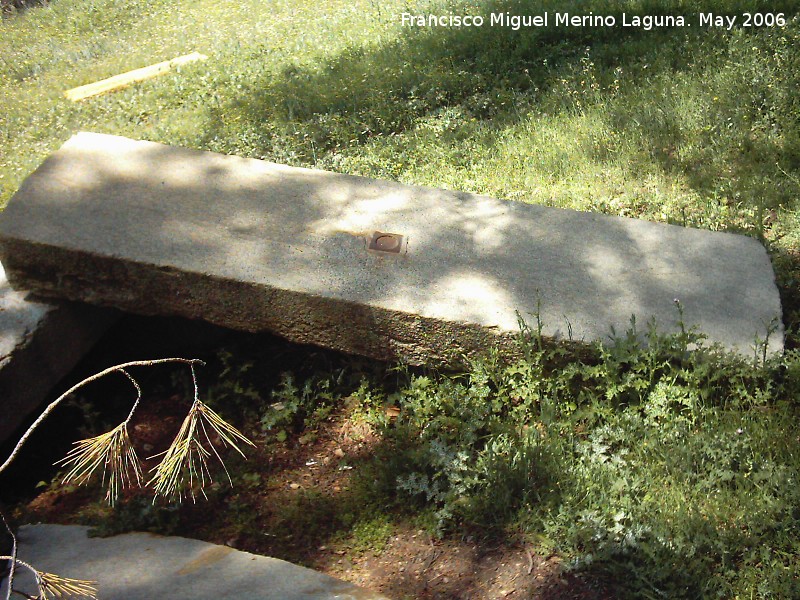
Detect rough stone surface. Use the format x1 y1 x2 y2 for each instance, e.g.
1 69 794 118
0 261 115 443
1 524 388 600
0 132 784 365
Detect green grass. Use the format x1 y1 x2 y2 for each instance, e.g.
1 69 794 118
3 1 800 234
0 0 404 200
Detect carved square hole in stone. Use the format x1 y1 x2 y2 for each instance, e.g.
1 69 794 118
368 231 403 254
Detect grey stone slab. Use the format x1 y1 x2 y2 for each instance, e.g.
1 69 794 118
0 261 116 443
0 132 784 366
1 524 387 599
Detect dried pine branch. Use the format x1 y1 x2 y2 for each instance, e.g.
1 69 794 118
0 359 204 478
0 558 97 600
53 368 150 504
1 358 255 598
149 400 254 501
36 570 98 600
55 422 141 505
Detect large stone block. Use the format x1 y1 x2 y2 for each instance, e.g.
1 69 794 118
0 132 784 365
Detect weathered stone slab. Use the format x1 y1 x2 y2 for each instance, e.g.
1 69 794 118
0 261 115 443
0 132 784 365
2 524 387 600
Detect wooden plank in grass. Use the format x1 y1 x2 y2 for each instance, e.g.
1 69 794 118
64 52 208 101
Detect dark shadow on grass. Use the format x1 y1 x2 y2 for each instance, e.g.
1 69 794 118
200 0 800 172
201 0 707 160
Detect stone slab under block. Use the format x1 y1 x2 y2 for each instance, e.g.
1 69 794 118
0 132 784 366
1 524 388 600
0 261 116 443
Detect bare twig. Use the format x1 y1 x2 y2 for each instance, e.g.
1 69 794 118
525 547 534 575
119 369 143 424
1 512 16 600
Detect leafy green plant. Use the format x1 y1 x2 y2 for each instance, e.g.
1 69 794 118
371 312 800 596
197 349 263 424
88 496 181 538
261 370 346 439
